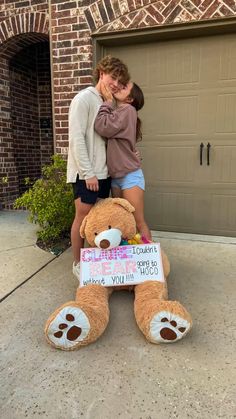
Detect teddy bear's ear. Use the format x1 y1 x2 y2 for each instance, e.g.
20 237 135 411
80 215 88 238
112 198 135 213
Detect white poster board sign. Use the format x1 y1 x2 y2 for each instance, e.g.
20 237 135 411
80 243 165 287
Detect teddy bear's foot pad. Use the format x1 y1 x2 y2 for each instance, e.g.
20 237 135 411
46 305 90 350
150 310 191 343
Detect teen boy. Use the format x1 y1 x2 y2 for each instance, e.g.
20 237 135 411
67 55 130 280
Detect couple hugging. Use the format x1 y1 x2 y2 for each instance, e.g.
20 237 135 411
67 55 151 280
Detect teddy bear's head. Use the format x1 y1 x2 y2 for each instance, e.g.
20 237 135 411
80 198 137 249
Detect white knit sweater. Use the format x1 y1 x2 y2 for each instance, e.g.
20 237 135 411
67 86 108 183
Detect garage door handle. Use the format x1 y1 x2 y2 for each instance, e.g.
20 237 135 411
200 143 204 165
207 142 211 165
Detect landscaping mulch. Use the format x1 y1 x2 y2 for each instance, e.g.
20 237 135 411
36 234 71 256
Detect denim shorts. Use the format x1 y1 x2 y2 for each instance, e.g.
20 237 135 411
111 169 145 191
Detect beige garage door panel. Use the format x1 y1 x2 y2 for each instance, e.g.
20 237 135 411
105 34 236 236
142 94 198 135
148 41 201 89
210 145 236 184
141 145 197 184
211 195 236 233
145 188 212 233
146 188 236 236
216 94 236 133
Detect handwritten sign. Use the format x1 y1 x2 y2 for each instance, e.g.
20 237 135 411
80 243 165 287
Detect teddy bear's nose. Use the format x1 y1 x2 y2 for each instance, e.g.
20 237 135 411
100 239 110 249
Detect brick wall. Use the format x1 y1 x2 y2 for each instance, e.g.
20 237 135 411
0 1 49 207
10 44 40 195
49 0 236 156
0 0 236 207
0 37 52 207
37 42 53 168
50 0 92 157
9 41 53 196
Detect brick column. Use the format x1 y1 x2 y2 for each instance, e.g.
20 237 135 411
50 0 93 157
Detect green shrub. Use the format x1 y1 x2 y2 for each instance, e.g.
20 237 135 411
14 154 75 244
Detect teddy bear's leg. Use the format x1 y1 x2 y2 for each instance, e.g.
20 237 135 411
45 285 111 350
134 281 192 344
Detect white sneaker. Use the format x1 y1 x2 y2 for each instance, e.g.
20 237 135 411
72 262 80 281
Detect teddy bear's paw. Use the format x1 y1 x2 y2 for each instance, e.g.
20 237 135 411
149 310 191 343
46 305 90 350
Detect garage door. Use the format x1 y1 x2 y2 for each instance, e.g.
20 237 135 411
104 33 236 236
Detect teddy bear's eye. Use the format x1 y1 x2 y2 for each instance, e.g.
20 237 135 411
94 232 98 236
108 225 112 229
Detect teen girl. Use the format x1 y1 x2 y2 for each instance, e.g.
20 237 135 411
94 81 152 241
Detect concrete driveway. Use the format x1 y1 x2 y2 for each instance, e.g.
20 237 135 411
1 211 236 419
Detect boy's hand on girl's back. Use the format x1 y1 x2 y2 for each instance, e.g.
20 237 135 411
85 176 99 191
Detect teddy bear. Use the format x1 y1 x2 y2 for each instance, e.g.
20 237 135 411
45 198 192 350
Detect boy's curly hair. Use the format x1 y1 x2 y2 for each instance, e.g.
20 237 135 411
94 55 130 85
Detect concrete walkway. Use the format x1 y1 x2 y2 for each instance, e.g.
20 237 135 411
0 211 236 419
0 211 55 301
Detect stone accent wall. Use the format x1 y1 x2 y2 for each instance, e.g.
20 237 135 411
0 0 236 207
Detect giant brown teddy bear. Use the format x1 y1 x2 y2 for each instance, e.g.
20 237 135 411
45 198 192 350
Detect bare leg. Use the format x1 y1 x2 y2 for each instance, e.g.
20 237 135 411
111 186 122 198
122 186 152 241
71 198 93 264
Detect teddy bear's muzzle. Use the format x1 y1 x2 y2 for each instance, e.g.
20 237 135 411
94 228 122 249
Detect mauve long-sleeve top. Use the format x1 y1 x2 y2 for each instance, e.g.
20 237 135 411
94 101 141 178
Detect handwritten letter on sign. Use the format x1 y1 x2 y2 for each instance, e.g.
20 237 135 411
80 243 165 287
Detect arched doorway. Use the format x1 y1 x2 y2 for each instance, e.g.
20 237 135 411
0 33 53 208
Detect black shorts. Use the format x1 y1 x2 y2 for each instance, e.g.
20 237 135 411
72 176 111 204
